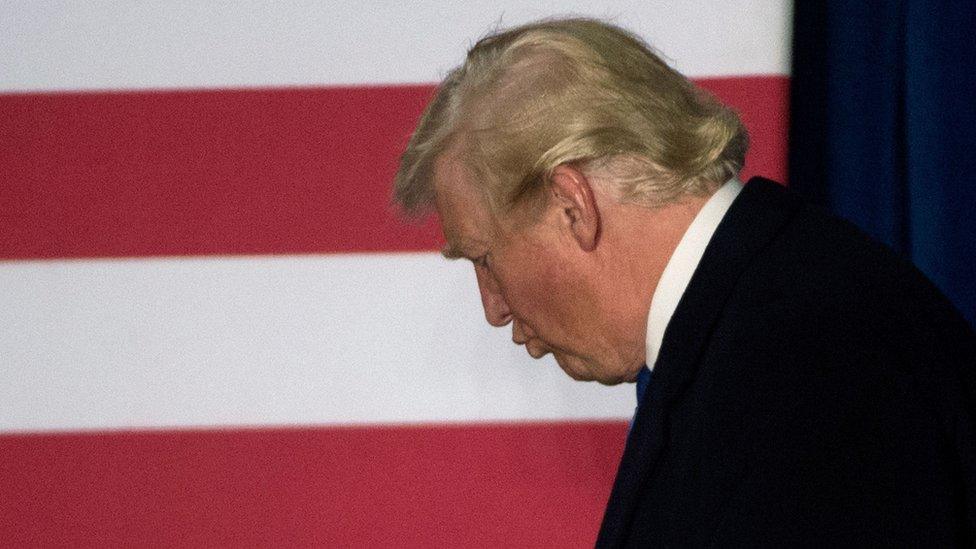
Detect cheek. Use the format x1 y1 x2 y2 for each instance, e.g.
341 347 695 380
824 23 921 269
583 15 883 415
495 251 577 323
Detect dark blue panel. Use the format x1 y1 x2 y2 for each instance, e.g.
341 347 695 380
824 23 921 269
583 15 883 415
790 0 976 326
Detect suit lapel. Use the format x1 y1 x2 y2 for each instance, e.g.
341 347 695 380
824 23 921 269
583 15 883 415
596 178 802 547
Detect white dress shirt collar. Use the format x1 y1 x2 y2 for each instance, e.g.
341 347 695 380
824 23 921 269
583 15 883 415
645 178 743 370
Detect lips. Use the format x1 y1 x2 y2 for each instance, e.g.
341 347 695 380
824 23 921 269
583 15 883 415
512 321 550 358
511 321 529 344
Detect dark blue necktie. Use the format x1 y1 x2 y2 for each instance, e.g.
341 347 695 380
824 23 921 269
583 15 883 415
635 365 651 407
630 365 652 433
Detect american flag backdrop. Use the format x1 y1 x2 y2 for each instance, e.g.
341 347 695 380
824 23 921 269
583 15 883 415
0 2 791 546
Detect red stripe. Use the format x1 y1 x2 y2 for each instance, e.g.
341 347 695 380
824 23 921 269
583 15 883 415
0 421 627 547
0 77 788 259
697 76 790 186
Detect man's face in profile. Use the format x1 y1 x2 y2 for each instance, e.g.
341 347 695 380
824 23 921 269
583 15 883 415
432 152 636 384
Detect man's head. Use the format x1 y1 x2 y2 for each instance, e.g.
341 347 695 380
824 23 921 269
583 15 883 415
393 18 748 384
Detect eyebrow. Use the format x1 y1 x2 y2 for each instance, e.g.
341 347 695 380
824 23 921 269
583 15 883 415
441 236 481 260
441 242 468 260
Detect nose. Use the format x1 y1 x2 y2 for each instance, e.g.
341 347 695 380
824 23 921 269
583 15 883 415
475 264 511 327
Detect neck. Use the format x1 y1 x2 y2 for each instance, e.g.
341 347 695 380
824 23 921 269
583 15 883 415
595 193 711 366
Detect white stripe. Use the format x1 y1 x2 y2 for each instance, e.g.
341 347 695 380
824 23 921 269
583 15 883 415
0 254 633 432
0 0 792 92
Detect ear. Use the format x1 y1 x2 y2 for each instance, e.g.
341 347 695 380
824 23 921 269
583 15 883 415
548 164 601 252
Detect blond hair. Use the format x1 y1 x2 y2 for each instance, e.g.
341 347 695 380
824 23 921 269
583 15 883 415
393 17 748 217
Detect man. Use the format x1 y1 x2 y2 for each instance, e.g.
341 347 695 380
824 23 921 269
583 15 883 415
393 18 976 547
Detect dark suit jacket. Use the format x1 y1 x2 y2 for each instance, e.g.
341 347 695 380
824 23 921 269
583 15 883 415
596 178 976 547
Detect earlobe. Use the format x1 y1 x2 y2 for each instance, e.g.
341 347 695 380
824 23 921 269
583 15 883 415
549 164 601 252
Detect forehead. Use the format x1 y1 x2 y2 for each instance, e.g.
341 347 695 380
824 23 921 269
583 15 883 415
432 153 494 255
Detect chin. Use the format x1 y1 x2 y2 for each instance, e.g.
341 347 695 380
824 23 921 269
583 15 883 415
591 371 632 386
554 354 630 386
